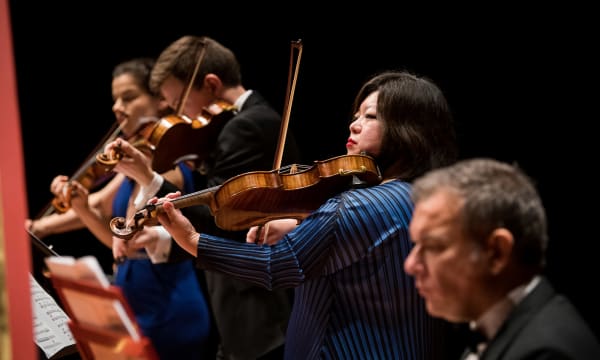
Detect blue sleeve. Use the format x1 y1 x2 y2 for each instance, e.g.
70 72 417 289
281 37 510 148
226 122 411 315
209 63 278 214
195 182 413 290
177 162 195 194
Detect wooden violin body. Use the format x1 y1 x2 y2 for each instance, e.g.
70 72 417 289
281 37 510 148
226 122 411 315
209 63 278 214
110 154 382 239
51 158 115 213
212 154 381 230
96 101 236 173
142 102 235 173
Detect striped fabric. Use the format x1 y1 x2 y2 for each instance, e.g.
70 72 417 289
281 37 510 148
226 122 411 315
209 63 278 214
198 180 451 359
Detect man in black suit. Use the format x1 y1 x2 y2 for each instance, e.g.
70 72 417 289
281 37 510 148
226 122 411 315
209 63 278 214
404 158 600 359
109 35 300 359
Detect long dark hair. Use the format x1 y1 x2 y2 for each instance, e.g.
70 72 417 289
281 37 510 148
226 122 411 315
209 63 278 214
353 71 458 181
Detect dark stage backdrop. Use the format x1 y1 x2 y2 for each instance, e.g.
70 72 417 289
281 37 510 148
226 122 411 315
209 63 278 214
10 2 598 337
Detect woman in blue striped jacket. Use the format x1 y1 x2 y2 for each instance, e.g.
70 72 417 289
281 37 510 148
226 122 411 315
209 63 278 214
151 70 460 359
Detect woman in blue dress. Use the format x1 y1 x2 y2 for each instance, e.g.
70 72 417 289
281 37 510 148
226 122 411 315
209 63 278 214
31 58 212 359
111 161 211 358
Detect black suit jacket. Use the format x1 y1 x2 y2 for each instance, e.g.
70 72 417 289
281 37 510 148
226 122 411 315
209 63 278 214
158 91 300 359
470 277 600 359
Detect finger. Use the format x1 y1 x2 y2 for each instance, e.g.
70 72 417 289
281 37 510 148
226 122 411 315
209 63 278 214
129 231 149 249
165 191 181 200
60 182 72 203
70 182 86 197
61 183 69 197
50 176 68 193
130 236 146 248
157 201 174 227
162 200 182 225
162 200 174 212
119 140 145 159
104 139 120 155
246 227 258 243
118 139 136 154
112 242 125 259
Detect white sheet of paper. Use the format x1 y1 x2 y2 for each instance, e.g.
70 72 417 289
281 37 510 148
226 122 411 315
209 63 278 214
30 274 75 358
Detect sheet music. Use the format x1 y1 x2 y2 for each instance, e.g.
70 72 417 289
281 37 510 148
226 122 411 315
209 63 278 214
30 274 75 359
44 255 140 340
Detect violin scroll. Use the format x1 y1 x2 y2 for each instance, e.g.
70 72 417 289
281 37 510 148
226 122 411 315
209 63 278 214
95 136 156 173
109 203 161 240
109 217 134 240
95 146 124 172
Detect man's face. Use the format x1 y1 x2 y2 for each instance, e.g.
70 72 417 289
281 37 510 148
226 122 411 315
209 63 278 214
160 76 212 119
404 189 489 323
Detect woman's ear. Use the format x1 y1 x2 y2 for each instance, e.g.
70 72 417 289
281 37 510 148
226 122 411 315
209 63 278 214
485 228 514 275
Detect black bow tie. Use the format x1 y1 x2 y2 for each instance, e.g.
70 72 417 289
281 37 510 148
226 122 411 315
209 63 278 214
465 328 487 354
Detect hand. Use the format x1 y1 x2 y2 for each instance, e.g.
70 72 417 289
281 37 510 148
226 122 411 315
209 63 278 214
112 226 156 260
50 175 69 196
246 219 299 245
155 192 200 256
104 139 154 186
25 218 33 231
26 218 50 239
50 177 88 213
25 218 45 239
67 180 90 211
112 236 129 260
127 226 161 255
50 175 70 210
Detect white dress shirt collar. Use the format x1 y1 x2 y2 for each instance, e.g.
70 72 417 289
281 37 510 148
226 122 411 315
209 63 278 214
234 89 253 111
471 275 540 340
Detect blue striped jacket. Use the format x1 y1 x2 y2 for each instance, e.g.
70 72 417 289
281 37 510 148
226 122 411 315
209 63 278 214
198 180 453 359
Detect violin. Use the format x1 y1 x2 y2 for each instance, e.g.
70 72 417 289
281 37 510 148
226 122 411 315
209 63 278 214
97 39 236 173
50 116 162 214
46 123 122 214
110 154 382 239
96 101 236 173
111 39 313 239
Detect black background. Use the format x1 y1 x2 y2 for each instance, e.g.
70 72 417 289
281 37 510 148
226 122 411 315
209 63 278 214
10 3 599 338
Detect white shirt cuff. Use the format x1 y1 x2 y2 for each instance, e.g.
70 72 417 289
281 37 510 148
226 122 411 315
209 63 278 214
146 226 172 263
133 171 163 210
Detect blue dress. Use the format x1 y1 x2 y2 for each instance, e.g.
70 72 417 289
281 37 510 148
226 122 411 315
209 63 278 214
113 163 211 359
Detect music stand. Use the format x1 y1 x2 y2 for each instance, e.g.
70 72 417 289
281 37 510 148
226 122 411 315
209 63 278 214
28 229 59 295
66 322 158 360
49 273 158 360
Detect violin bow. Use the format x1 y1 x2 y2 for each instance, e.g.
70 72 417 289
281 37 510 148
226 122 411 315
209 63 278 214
273 39 303 169
176 39 207 117
257 39 303 244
